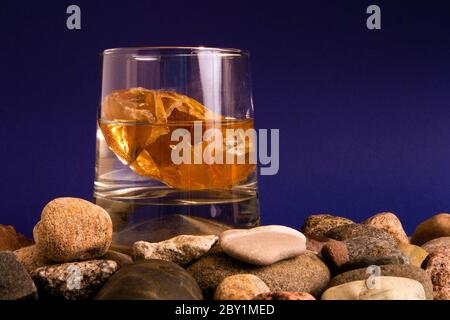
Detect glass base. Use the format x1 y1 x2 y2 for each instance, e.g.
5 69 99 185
93 183 260 253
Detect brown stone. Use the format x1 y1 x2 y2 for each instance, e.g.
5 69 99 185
422 237 450 255
187 251 330 299
14 245 53 274
363 212 409 244
253 292 316 300
305 234 338 254
214 274 269 300
423 249 450 300
411 213 450 246
301 214 354 237
0 225 33 251
325 224 396 246
34 198 113 262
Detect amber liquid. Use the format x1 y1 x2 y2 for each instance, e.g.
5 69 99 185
94 88 259 247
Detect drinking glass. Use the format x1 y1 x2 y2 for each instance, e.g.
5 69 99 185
94 47 260 250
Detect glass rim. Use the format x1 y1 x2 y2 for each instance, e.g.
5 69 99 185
102 46 249 57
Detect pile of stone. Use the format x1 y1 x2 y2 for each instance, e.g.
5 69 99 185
0 197 449 300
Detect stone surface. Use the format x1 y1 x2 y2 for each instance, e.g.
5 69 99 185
321 241 349 272
220 225 306 266
101 250 133 268
0 251 37 300
411 213 450 246
301 214 354 237
422 237 450 254
423 249 450 300
328 264 434 300
186 251 330 299
397 243 429 267
0 224 33 251
34 198 113 262
112 214 232 253
253 292 316 300
96 260 203 300
321 236 408 273
214 274 270 300
305 234 339 254
322 277 426 300
133 235 218 265
14 245 53 273
325 224 396 246
32 260 118 300
363 212 409 244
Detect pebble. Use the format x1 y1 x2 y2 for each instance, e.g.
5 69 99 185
321 277 426 300
219 225 306 266
411 213 450 246
301 214 354 237
113 214 231 250
96 260 203 300
186 251 330 299
32 260 118 300
305 234 339 254
33 198 113 262
0 224 33 251
328 264 434 300
325 224 396 246
321 236 408 272
133 235 218 265
253 292 316 300
397 243 429 267
422 237 450 255
423 249 450 300
14 245 53 273
214 274 270 300
363 212 409 244
0 251 37 300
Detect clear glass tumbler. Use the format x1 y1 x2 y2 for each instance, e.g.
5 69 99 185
94 47 260 250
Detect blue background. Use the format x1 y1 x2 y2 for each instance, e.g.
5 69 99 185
1 0 450 236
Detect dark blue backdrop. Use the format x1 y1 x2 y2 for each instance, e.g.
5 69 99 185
1 0 450 236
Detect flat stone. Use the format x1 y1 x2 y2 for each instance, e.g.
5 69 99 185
301 214 354 237
423 249 450 300
325 224 396 246
34 198 113 262
411 213 450 246
96 260 203 300
322 277 426 300
14 245 53 273
219 225 306 266
253 292 316 300
133 235 218 265
363 212 409 244
422 237 450 255
0 251 37 300
328 264 434 300
397 243 429 267
32 260 118 300
186 251 330 299
112 214 232 253
0 224 33 251
214 274 270 300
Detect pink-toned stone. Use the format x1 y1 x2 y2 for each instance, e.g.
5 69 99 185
253 292 316 300
363 212 409 244
424 249 450 300
422 237 450 255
